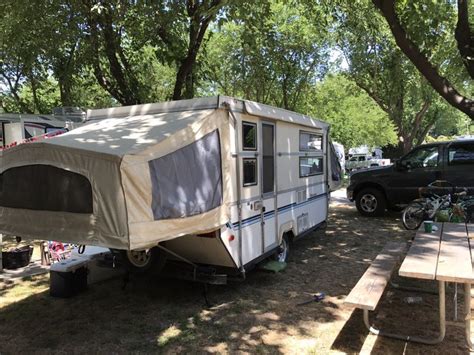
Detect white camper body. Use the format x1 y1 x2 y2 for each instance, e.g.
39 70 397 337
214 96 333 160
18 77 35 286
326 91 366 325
0 97 340 273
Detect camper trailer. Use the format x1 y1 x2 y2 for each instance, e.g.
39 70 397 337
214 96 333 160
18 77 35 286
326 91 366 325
0 97 341 276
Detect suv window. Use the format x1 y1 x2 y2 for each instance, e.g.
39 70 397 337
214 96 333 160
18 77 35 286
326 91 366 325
449 143 474 165
358 156 365 162
401 146 439 169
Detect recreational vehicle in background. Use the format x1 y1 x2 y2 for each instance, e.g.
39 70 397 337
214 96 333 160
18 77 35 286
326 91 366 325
0 97 341 277
0 107 86 147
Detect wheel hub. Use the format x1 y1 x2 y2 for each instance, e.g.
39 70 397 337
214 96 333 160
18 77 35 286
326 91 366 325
126 249 152 268
360 194 378 213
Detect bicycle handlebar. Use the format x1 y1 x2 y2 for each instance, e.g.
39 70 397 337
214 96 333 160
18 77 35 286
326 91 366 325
427 180 454 188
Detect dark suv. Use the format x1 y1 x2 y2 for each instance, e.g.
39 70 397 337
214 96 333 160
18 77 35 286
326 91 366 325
347 139 474 216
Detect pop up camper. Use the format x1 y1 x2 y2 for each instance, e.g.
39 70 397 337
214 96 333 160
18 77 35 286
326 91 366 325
0 96 341 274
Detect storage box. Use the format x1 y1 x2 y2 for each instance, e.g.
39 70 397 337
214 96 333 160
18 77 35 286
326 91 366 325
2 246 33 269
50 258 88 298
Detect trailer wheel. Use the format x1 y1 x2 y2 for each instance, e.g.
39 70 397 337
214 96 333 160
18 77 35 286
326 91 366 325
274 234 290 263
120 247 166 273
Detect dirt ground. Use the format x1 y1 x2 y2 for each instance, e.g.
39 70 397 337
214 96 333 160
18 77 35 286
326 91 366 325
0 189 472 354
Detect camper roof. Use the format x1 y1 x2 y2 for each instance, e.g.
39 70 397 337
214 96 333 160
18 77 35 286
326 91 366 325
87 96 328 129
44 96 328 157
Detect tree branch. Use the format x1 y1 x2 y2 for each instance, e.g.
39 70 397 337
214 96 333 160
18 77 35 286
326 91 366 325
353 79 390 113
372 0 474 118
455 0 474 78
409 100 431 144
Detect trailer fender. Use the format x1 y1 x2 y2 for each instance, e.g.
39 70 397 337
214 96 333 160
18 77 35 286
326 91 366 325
279 222 296 243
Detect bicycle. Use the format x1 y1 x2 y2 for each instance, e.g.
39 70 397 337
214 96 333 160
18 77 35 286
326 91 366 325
402 180 472 230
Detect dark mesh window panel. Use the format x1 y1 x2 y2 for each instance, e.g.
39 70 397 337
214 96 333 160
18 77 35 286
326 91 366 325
242 122 257 150
0 165 93 213
149 130 223 220
243 158 257 186
262 124 274 194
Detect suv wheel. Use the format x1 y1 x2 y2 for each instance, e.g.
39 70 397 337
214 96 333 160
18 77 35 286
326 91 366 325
355 188 386 216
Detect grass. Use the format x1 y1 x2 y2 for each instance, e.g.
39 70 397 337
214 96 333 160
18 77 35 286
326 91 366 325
0 196 470 354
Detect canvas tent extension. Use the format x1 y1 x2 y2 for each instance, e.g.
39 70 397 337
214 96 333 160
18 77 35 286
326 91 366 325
0 98 235 250
0 96 331 252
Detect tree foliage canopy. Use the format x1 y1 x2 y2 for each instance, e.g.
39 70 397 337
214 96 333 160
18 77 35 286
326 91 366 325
0 0 472 154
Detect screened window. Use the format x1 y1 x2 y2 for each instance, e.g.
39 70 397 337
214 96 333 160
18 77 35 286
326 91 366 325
0 165 93 213
148 130 222 220
449 144 474 165
300 157 323 177
243 158 257 186
242 122 257 150
299 131 322 151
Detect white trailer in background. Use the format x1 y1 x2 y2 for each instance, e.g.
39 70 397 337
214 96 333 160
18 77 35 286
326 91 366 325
0 97 341 278
0 108 85 148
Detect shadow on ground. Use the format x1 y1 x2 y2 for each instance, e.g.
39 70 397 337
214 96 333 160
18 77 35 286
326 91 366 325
0 193 469 353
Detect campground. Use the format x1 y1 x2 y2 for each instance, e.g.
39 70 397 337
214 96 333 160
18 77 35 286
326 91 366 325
0 189 470 354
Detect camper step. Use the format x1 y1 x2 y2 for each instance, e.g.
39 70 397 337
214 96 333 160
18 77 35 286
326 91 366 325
259 260 287 273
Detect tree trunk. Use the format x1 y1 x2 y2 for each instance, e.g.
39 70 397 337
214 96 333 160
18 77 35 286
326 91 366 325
29 71 41 114
82 0 140 106
172 0 223 100
372 0 474 118
59 78 73 107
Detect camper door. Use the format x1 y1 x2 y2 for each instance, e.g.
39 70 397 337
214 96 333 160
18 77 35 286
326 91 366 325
260 121 278 252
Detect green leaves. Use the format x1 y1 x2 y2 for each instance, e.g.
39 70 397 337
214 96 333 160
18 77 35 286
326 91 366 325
304 74 397 148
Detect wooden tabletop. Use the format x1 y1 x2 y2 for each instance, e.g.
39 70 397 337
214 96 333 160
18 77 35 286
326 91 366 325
399 222 474 284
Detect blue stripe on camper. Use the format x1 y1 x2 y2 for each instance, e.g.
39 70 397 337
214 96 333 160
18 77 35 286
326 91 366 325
231 192 327 229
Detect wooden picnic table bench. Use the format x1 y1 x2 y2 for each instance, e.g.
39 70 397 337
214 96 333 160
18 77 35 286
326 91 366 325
345 241 406 311
345 222 474 349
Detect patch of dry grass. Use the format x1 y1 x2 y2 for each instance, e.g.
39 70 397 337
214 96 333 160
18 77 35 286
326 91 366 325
0 196 471 354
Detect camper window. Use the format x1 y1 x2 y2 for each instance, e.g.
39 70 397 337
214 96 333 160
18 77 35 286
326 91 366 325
242 122 257 150
243 158 257 186
299 131 322 151
149 130 223 220
299 157 323 177
0 165 93 214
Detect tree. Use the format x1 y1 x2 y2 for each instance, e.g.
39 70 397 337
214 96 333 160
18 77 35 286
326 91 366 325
0 0 47 113
331 0 466 155
303 74 397 149
372 0 474 118
202 0 331 110
79 0 231 104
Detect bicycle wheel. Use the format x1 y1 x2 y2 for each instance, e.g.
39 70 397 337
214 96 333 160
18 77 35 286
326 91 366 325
402 201 426 230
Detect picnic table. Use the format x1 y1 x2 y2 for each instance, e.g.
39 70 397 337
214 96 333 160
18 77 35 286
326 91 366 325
397 222 474 348
345 222 474 349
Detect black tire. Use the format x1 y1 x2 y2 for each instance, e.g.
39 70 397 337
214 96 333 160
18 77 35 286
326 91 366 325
355 188 386 216
118 247 166 273
402 201 426 230
274 234 290 263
